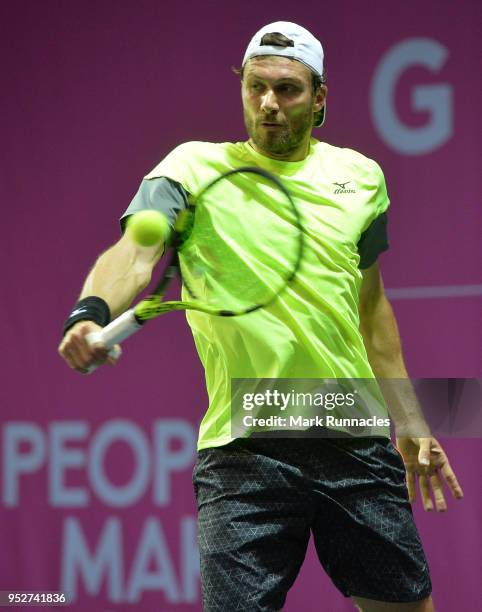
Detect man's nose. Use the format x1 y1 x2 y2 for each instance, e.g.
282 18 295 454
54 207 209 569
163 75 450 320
260 90 279 114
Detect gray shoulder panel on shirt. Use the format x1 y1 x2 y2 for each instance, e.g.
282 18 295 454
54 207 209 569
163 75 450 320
120 177 189 233
357 212 389 269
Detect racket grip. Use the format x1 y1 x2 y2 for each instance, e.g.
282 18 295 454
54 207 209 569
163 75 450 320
84 309 142 374
84 342 123 374
89 309 143 348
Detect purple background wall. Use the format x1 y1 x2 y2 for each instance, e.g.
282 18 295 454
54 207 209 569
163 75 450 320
1 1 480 610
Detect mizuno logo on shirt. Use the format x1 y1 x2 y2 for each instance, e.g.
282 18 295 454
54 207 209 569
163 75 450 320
333 181 356 194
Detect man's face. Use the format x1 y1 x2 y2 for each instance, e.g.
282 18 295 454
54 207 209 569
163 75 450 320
241 55 325 161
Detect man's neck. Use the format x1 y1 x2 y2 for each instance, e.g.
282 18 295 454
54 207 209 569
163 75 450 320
247 138 311 162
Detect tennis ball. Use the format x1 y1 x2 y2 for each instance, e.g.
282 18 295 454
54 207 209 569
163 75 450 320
127 210 170 247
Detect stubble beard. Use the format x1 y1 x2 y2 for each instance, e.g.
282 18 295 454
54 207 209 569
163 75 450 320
244 108 313 157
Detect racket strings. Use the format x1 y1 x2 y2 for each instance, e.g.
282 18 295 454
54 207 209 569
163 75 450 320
134 166 304 321
177 168 303 315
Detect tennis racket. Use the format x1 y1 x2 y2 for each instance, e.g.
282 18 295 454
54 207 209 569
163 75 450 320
86 166 304 371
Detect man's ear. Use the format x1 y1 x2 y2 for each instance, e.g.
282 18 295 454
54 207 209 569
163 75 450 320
314 84 327 114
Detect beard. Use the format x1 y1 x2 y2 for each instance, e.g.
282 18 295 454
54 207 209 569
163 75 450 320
244 107 314 157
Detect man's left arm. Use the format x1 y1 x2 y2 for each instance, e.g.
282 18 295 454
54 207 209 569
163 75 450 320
359 262 464 511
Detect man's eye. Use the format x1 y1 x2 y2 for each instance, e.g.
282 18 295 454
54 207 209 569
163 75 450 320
278 84 296 93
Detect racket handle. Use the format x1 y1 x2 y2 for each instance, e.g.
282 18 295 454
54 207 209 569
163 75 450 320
84 342 123 374
84 309 143 373
89 309 143 348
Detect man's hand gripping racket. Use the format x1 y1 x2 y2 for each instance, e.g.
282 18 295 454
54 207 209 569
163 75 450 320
86 166 304 372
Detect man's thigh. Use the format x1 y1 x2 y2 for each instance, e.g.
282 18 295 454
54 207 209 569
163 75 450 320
310 437 432 603
193 440 313 612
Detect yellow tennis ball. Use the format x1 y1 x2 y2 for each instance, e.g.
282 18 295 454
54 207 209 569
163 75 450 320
127 210 170 247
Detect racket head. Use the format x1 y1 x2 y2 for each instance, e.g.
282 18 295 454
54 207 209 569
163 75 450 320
134 166 304 322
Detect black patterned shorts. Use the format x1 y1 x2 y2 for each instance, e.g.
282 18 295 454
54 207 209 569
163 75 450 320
192 436 432 611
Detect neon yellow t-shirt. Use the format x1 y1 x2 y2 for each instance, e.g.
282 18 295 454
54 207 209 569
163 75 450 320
144 138 391 449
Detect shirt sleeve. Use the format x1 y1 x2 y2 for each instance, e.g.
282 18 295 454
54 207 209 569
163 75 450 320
119 177 189 233
357 211 389 269
357 160 390 269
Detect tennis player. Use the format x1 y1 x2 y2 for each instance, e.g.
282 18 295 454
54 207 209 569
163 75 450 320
59 22 464 611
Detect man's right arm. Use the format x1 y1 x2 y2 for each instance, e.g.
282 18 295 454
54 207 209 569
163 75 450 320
58 232 163 373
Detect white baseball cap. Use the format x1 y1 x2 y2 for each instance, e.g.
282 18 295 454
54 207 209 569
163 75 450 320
242 21 326 127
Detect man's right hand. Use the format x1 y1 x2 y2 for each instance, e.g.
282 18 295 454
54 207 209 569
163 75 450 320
58 321 120 374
